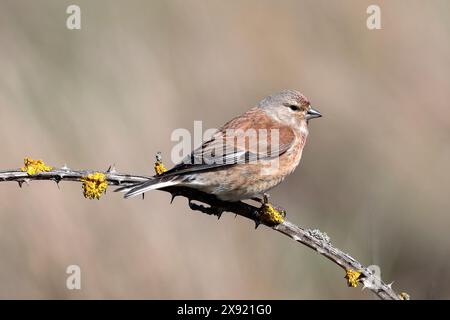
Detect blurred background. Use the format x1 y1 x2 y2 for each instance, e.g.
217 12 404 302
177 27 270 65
0 0 449 299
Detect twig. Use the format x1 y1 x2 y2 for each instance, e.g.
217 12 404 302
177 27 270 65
0 166 403 300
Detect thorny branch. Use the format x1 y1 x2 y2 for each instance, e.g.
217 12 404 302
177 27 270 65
0 161 407 300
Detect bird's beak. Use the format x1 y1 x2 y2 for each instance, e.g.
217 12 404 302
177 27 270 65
306 107 322 121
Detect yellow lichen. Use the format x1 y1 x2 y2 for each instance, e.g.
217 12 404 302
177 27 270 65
345 269 361 288
81 172 108 200
154 160 167 175
21 157 53 175
259 203 285 225
399 292 410 300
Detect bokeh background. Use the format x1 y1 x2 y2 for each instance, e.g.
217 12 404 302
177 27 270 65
1 0 449 299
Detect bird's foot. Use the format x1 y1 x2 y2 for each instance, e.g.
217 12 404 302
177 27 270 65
188 199 224 219
257 194 286 226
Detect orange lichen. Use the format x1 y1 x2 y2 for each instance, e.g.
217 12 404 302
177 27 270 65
345 269 361 287
21 157 53 175
399 292 411 300
259 203 285 225
81 172 107 200
154 152 167 175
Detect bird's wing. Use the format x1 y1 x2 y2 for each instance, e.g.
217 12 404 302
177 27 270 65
161 107 296 177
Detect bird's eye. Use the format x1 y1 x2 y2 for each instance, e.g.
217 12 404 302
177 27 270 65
288 104 300 111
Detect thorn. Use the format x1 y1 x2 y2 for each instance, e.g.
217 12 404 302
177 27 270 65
17 180 23 188
106 164 117 174
61 164 70 171
170 193 178 204
53 176 62 189
387 282 394 289
216 211 223 220
235 214 238 219
254 219 261 229
142 193 145 200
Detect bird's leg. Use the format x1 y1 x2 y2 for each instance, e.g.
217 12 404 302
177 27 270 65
251 196 264 204
257 193 286 226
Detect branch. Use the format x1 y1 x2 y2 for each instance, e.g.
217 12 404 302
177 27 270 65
0 162 406 300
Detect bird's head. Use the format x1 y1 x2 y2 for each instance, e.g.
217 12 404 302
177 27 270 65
259 89 322 127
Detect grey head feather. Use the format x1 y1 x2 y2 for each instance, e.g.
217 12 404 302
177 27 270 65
258 89 309 110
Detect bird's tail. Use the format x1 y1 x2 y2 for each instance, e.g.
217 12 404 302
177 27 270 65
115 175 182 199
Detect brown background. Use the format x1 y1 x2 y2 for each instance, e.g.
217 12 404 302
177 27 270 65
0 0 449 299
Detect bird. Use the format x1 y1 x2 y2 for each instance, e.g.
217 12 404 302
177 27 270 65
118 90 321 202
